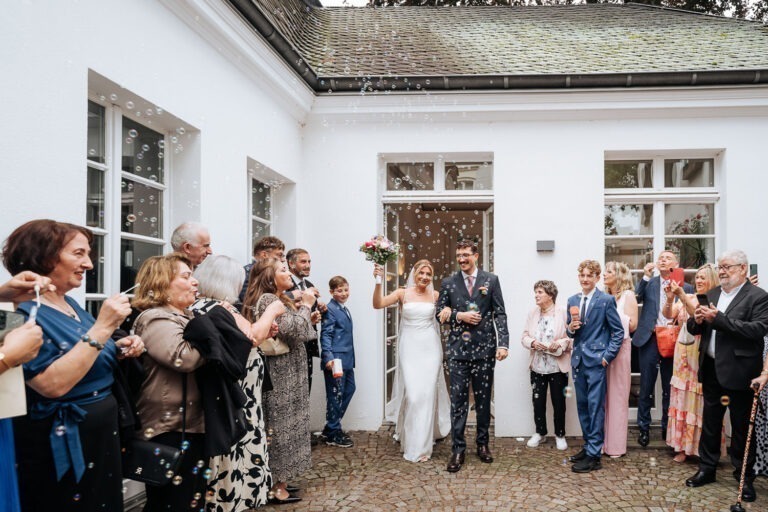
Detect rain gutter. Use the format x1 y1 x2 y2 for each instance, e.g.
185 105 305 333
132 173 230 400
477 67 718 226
227 0 768 94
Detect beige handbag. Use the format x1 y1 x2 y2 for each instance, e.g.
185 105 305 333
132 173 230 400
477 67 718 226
677 321 696 346
255 295 290 356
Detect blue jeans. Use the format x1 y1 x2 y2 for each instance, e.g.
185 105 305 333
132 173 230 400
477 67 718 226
323 368 356 435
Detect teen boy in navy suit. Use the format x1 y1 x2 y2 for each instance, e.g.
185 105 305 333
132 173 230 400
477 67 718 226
567 260 625 473
320 276 356 448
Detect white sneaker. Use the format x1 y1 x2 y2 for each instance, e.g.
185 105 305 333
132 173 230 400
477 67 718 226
526 433 542 448
555 436 568 451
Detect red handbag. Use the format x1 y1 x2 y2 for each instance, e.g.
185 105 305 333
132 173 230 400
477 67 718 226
655 324 680 358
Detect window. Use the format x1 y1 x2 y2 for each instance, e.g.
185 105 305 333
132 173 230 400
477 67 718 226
86 100 168 314
604 155 719 283
249 177 272 247
382 154 493 196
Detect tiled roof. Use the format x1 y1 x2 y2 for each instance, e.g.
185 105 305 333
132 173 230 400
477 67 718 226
232 0 768 90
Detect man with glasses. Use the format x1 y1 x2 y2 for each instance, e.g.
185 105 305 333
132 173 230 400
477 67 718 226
684 250 768 503
437 239 509 473
632 251 692 447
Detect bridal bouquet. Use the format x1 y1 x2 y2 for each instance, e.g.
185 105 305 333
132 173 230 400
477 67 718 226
360 235 400 284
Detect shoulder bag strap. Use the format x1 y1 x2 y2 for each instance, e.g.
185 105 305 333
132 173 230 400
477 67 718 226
180 373 188 447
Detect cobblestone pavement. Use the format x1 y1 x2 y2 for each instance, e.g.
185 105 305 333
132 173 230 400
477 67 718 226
263 426 767 512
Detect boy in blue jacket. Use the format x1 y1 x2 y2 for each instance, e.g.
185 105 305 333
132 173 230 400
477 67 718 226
320 276 356 447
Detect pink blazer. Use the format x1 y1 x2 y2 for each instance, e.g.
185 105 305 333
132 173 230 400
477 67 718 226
520 304 572 373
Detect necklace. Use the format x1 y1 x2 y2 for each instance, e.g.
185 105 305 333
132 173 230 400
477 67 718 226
41 296 78 319
540 304 555 315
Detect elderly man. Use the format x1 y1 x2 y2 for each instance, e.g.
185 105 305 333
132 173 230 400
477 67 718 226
170 222 212 268
684 250 768 503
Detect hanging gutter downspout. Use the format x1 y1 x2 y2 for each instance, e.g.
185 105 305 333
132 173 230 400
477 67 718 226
226 1 768 94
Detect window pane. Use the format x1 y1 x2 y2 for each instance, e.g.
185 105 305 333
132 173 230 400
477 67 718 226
87 101 105 163
86 167 105 229
122 117 165 183
251 219 269 247
604 237 654 271
664 159 714 188
86 234 104 294
604 204 653 236
121 178 162 238
85 300 103 319
386 163 434 191
604 160 653 189
386 369 395 403
120 239 163 291
665 237 715 270
444 161 493 191
386 308 398 339
665 204 714 235
386 337 396 371
251 180 271 221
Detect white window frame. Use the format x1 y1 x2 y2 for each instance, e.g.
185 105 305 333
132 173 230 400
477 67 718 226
380 152 494 203
86 97 169 310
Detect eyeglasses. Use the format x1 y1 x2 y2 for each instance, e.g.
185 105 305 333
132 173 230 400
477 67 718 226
456 253 475 259
715 263 744 272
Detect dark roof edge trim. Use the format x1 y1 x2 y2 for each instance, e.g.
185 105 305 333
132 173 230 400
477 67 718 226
227 0 320 89
324 71 767 93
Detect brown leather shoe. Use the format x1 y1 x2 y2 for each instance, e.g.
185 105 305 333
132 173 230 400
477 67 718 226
477 445 494 463
446 451 465 472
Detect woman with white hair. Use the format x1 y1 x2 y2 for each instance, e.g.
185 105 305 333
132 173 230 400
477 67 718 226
192 255 285 511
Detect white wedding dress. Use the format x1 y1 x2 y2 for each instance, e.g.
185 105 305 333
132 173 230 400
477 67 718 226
386 297 451 462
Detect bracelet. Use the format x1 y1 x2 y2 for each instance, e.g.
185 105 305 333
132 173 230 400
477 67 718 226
761 369 768 376
80 333 105 351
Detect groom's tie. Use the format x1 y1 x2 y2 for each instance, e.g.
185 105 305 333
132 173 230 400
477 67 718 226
466 275 474 295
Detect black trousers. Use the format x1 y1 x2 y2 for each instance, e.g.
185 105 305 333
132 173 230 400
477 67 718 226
143 432 206 512
698 357 757 479
14 394 123 512
531 370 568 437
448 357 495 453
636 334 673 432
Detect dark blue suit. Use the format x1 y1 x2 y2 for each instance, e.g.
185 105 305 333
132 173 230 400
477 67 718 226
320 299 356 436
567 289 624 459
632 276 693 432
436 269 509 453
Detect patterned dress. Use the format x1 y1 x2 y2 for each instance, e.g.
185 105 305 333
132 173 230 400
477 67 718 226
255 294 316 483
753 336 768 476
666 301 725 456
206 349 272 511
189 298 272 511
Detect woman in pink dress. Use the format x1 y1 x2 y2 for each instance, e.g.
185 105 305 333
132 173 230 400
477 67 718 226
663 263 719 463
603 261 638 457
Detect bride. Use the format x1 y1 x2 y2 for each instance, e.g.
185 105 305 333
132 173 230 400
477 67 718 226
373 260 451 462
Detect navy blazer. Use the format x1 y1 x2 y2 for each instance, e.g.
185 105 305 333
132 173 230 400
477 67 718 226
632 275 693 348
320 299 355 369
436 269 509 361
567 289 625 369
687 281 768 390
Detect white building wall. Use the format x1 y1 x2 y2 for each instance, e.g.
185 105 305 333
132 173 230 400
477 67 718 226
2 1 768 437
303 104 768 436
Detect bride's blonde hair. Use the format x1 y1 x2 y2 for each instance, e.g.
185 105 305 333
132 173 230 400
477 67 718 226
411 259 434 280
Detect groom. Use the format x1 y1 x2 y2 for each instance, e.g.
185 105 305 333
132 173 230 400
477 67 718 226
437 239 509 473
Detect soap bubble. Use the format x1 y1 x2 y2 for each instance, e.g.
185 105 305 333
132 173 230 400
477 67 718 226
173 358 183 368
55 425 67 436
125 101 134 109
143 427 155 438
720 395 730 406
126 214 137 223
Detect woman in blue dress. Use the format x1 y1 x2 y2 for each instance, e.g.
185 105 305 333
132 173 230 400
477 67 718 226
0 272 49 512
2 220 145 511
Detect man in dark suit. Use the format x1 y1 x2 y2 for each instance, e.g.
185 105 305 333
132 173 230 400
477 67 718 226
238 236 285 304
566 260 625 473
632 251 692 447
286 248 326 393
684 250 768 502
436 239 509 473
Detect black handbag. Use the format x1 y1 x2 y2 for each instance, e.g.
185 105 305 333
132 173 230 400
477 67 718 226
122 375 188 486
